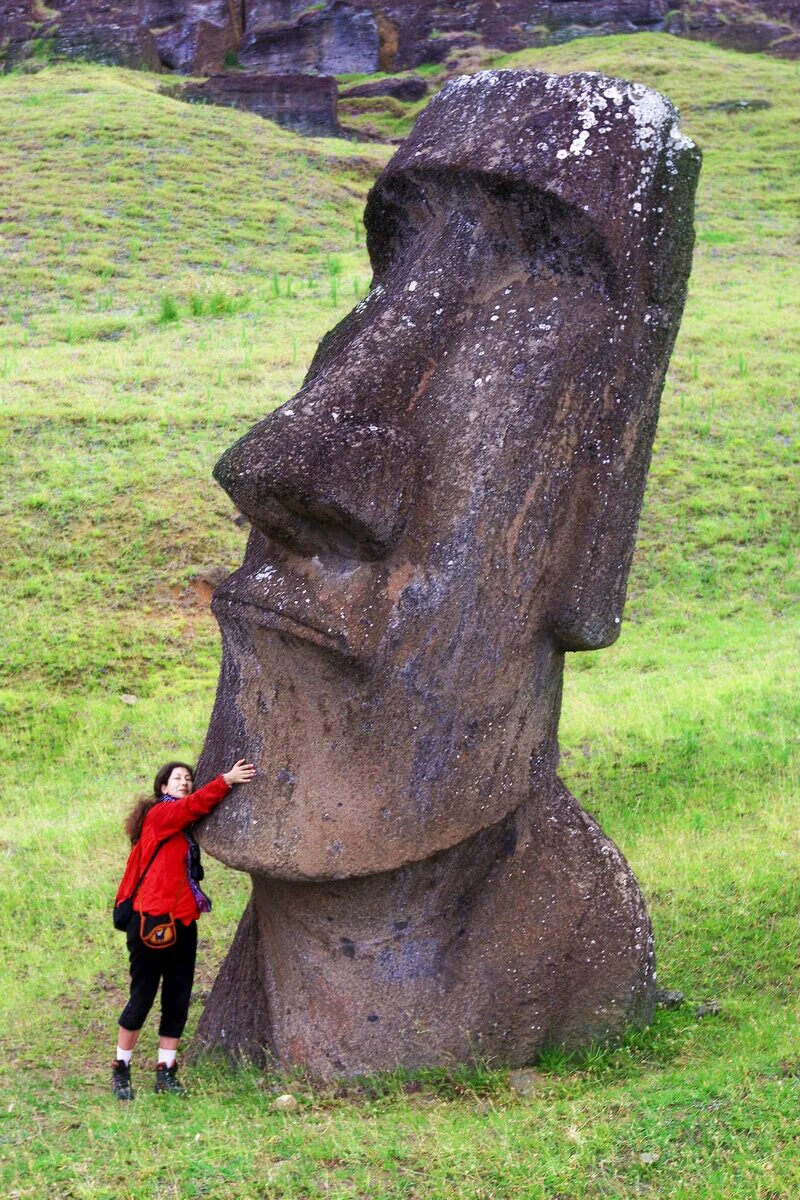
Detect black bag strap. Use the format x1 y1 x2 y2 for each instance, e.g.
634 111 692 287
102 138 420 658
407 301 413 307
128 838 168 903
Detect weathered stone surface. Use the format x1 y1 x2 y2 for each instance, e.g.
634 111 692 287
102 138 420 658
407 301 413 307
143 0 239 74
180 71 341 136
53 0 163 71
666 0 799 56
374 1 673 70
3 0 799 75
0 0 236 73
193 68 700 1077
5 0 799 77
340 75 427 101
0 2 38 69
239 0 379 73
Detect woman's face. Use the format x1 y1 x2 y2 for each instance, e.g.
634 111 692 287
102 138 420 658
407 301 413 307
162 767 193 798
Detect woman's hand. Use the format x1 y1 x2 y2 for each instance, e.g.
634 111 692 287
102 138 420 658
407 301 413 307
223 759 256 786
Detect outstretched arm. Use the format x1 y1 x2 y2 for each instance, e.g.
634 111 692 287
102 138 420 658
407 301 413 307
147 760 256 838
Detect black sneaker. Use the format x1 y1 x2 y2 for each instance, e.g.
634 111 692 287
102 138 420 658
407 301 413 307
111 1059 134 1101
155 1062 185 1095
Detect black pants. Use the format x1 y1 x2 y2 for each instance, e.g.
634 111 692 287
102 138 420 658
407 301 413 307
119 919 198 1039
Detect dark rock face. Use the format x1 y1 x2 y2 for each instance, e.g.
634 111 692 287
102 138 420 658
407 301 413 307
193 68 701 1077
0 3 34 69
0 0 157 71
666 0 800 56
341 75 427 101
368 0 796 67
142 0 239 73
180 72 341 136
239 0 379 73
3 0 798 76
52 0 162 71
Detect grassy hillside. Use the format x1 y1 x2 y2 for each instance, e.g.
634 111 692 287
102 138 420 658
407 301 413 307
0 34 797 1199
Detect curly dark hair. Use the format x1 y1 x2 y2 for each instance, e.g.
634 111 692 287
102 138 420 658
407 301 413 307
124 761 194 845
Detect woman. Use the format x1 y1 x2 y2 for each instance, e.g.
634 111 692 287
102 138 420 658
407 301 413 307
112 757 255 1099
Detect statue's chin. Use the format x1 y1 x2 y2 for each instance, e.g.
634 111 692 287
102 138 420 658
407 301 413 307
195 766 542 882
195 633 559 880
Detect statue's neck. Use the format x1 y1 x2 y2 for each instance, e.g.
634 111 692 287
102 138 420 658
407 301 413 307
197 770 655 1078
248 800 523 1073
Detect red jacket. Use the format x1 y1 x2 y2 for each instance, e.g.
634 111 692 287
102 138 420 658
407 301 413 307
115 776 231 925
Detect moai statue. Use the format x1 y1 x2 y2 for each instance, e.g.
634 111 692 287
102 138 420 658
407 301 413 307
193 69 700 1078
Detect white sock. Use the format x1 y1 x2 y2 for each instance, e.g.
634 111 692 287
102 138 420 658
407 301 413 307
115 1047 133 1065
158 1049 177 1068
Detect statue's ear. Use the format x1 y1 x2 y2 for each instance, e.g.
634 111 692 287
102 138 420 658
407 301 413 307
545 381 661 652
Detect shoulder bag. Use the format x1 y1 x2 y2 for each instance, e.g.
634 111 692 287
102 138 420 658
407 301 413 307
112 838 167 932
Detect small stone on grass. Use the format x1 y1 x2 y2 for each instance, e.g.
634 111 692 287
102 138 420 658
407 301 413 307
655 988 685 1010
509 1068 547 1097
695 1000 722 1018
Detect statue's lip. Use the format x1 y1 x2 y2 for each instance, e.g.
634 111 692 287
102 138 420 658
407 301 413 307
211 588 352 657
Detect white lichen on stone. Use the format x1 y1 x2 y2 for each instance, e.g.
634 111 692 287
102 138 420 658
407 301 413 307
669 122 695 150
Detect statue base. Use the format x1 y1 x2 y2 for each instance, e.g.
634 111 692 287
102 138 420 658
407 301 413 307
194 780 655 1078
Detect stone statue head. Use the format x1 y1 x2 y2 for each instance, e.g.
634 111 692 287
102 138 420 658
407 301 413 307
196 69 699 880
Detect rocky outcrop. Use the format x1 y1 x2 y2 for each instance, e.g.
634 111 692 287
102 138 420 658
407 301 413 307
239 0 379 72
0 0 239 73
53 7 161 71
142 0 239 74
0 2 37 69
376 1 673 70
179 70 341 135
340 74 427 101
3 0 798 75
665 0 800 57
1 0 162 70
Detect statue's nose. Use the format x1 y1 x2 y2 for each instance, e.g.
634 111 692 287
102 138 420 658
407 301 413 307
214 410 416 561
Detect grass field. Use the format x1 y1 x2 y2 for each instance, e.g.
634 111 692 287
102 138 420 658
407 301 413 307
0 32 798 1199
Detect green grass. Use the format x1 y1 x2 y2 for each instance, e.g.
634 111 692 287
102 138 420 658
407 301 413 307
0 34 798 1199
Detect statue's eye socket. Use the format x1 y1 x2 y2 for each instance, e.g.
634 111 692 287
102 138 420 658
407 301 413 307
368 168 613 297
